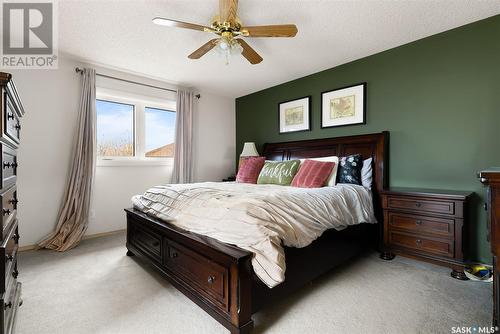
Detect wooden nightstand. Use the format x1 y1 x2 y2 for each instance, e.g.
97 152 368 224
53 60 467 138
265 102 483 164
380 187 473 280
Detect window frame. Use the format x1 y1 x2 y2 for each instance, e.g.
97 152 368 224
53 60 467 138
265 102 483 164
96 88 176 167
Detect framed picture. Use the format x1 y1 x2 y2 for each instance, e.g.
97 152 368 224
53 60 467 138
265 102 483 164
278 96 311 134
321 83 366 128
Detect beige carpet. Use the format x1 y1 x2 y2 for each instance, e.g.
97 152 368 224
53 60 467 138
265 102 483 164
17 232 491 334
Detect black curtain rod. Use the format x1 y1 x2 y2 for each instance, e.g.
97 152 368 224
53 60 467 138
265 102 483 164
75 67 200 99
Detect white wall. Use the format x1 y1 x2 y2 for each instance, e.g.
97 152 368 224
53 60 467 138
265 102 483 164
193 91 236 182
11 56 235 247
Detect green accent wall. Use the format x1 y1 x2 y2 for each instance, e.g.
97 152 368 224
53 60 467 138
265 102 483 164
235 15 500 264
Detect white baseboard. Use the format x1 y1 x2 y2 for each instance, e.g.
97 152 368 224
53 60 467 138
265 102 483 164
18 229 126 252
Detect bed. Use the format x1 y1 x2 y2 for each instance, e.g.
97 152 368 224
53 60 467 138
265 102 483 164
125 131 389 334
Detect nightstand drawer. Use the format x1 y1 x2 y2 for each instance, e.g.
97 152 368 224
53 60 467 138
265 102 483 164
386 197 454 215
389 231 453 258
388 212 454 238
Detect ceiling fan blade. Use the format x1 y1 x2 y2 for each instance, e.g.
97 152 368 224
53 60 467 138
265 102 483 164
153 17 213 33
188 39 219 59
241 24 298 37
236 39 263 65
219 0 238 23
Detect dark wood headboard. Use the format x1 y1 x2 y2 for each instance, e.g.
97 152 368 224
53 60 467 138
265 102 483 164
262 131 389 222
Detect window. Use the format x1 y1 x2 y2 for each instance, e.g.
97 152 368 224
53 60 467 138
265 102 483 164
96 100 135 157
145 107 176 157
95 88 176 166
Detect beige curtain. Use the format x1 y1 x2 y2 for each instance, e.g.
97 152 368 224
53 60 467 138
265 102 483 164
171 90 194 183
38 68 96 251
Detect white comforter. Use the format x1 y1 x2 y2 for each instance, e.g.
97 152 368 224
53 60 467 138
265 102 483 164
132 182 376 288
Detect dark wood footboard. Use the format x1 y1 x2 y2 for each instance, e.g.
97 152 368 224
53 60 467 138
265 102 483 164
126 208 254 334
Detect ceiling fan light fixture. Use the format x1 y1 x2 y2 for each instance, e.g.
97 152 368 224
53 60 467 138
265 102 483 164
213 35 242 65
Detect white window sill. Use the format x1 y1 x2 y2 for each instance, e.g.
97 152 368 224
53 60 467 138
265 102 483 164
97 158 174 167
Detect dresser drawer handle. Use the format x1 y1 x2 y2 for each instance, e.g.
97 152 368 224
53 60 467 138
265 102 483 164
2 209 10 216
15 123 21 131
7 112 14 120
4 302 11 310
6 254 13 261
13 233 19 243
12 269 18 279
416 239 422 245
170 251 178 259
3 162 11 169
9 198 18 206
207 275 216 284
415 220 422 225
415 202 422 208
11 162 18 169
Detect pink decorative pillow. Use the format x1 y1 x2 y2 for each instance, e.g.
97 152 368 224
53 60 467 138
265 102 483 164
236 157 265 184
291 159 335 188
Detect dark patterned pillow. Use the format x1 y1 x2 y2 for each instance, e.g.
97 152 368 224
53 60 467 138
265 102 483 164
337 154 363 185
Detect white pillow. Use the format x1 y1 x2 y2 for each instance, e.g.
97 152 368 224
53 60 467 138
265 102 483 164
299 156 339 187
361 158 373 188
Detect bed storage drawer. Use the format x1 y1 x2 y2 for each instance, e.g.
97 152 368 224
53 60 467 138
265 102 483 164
128 222 161 263
389 231 453 258
165 240 229 312
387 212 454 238
386 196 455 215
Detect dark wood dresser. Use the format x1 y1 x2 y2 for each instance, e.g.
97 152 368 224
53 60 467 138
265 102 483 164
380 187 472 279
479 168 500 327
0 73 24 334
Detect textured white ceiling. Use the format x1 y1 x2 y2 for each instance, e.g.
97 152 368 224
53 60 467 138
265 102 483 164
59 0 500 98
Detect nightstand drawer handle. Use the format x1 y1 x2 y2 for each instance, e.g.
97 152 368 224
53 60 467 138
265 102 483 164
207 275 216 284
415 220 422 225
416 239 422 245
415 202 422 208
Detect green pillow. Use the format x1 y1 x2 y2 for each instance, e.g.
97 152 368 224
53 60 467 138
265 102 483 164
257 160 301 185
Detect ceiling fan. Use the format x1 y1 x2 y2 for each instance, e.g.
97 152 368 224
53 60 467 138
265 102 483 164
153 0 298 65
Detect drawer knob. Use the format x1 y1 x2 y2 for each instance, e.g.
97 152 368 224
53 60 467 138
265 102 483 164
170 251 178 259
15 123 21 131
6 254 13 261
416 239 422 245
7 113 14 120
2 209 10 216
207 275 216 284
415 202 422 208
4 302 11 310
9 198 18 206
415 220 422 225
11 162 18 169
13 234 19 243
12 270 18 279
3 162 10 169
